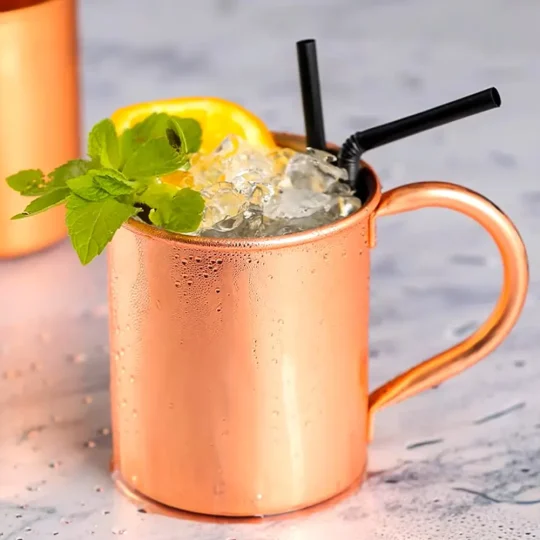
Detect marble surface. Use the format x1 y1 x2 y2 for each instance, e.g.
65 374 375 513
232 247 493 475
1 0 540 537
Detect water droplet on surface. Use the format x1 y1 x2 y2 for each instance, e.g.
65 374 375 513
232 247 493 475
187 280 193 286
132 409 138 418
195 257 202 263
129 375 135 383
119 349 125 358
175 281 181 288
114 353 120 362
256 493 263 500
131 475 138 484
83 395 93 405
216 307 222 313
278 319 284 324
121 399 127 408
217 259 223 264
181 258 187 265
272 410 279 416
168 402 174 409
85 440 96 449
216 288 221 293
70 353 87 364
95 486 103 492
98 427 110 436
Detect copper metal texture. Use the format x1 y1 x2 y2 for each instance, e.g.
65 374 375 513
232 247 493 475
0 0 80 258
108 132 529 517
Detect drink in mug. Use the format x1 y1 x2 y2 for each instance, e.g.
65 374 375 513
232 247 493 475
4 97 529 517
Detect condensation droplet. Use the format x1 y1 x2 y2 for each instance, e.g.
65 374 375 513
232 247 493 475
98 427 110 436
119 348 125 358
217 259 223 265
83 395 93 405
129 375 135 383
278 319 284 324
195 257 202 263
132 409 138 418
85 440 96 449
187 280 193 286
175 281 181 288
216 288 221 294
181 259 187 265
203 273 209 278
272 410 279 416
121 399 127 408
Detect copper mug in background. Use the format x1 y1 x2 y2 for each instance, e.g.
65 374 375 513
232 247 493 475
0 0 80 258
108 132 529 517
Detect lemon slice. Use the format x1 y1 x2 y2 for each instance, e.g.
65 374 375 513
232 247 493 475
111 96 276 153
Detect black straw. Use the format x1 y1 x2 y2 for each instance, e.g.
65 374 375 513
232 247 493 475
339 88 501 189
296 39 327 151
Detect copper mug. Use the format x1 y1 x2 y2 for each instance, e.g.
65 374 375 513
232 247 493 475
108 132 529 517
0 0 79 258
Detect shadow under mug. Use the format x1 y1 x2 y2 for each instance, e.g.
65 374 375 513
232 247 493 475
108 132 529 517
0 0 80 258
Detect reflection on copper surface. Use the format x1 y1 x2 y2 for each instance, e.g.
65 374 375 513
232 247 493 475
0 0 79 258
108 132 528 517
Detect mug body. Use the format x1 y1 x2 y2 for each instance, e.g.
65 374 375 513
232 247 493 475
0 0 80 258
108 134 382 516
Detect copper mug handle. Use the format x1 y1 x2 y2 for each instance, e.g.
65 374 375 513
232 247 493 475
368 181 529 428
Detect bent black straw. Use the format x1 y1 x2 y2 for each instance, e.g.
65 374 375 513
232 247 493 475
339 88 501 189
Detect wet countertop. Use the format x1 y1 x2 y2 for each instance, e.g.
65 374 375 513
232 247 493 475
1 0 540 538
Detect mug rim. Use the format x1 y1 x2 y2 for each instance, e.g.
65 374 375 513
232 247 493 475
123 132 382 250
0 0 60 17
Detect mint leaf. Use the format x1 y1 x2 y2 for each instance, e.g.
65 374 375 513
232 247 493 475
92 169 134 196
137 181 178 208
66 195 139 265
12 187 71 219
119 113 170 162
49 159 96 188
67 175 110 201
88 119 121 169
6 169 47 196
150 188 204 232
122 137 187 179
171 117 202 153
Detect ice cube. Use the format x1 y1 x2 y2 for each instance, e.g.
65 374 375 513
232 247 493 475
201 205 263 238
284 149 348 193
200 182 247 229
265 189 333 220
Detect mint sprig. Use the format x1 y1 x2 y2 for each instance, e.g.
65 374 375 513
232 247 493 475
5 113 205 265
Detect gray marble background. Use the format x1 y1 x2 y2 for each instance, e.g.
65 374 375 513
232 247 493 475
1 0 539 538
